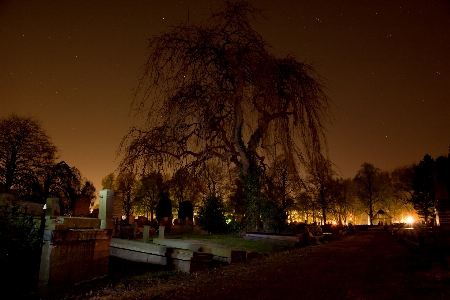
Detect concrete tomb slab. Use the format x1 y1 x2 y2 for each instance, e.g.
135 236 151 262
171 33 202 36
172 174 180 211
109 238 167 265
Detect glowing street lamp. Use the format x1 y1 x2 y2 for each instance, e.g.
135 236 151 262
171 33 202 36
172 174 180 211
406 216 414 225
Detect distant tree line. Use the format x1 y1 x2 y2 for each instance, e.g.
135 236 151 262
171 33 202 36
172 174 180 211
0 114 96 212
103 150 449 232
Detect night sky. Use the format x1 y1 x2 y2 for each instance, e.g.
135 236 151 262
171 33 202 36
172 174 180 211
1 0 449 198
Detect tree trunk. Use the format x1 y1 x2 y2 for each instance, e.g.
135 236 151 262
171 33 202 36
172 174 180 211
233 70 250 175
321 189 327 224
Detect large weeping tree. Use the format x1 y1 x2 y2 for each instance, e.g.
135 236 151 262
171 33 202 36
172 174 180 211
120 1 330 228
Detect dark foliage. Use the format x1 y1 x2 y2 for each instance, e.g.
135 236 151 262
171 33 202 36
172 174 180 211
353 163 390 225
156 193 172 222
178 200 194 222
0 204 41 294
227 178 246 220
260 197 288 233
435 155 450 200
0 114 57 201
197 195 228 234
411 155 435 222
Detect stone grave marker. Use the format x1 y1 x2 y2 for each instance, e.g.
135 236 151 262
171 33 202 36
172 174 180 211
73 197 90 216
45 197 60 218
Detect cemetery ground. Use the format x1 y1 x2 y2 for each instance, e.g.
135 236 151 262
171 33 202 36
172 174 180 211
40 229 450 300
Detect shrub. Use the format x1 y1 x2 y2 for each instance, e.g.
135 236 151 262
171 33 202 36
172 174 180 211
260 197 287 233
155 193 172 222
178 201 193 222
227 219 246 234
0 204 41 294
197 195 228 234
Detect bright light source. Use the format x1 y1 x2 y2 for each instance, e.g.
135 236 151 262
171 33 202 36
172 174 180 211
406 216 414 224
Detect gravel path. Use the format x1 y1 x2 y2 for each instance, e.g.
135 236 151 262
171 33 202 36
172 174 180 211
159 230 450 300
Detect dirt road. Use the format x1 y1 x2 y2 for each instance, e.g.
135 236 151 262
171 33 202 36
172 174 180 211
161 230 450 300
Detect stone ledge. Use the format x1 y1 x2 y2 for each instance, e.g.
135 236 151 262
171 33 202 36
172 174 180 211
110 247 167 265
44 229 112 242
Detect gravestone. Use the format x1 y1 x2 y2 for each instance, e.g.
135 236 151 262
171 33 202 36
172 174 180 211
137 216 148 226
45 197 60 218
73 197 90 216
112 195 123 221
143 225 156 243
159 226 165 238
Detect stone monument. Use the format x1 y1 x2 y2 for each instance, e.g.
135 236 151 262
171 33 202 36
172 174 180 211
73 197 91 216
99 189 114 229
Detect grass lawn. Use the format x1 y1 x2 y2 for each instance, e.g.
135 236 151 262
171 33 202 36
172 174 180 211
163 233 293 255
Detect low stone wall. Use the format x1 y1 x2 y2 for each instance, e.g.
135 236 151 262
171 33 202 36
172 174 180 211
38 229 112 294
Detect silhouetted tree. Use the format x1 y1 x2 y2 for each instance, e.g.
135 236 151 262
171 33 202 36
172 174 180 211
119 1 330 229
115 172 138 222
435 155 450 201
411 155 435 223
169 168 203 212
353 163 390 225
0 114 58 195
155 192 172 223
79 181 96 207
306 155 336 224
330 178 355 225
227 177 246 220
389 165 415 222
197 195 228 234
178 200 194 222
134 171 165 220
260 195 288 232
101 173 115 190
297 191 320 223
201 159 228 197
265 156 300 211
42 161 81 211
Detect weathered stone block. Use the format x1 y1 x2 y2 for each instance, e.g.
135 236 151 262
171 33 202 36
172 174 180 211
99 189 114 220
45 197 60 217
73 197 91 216
38 228 112 295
